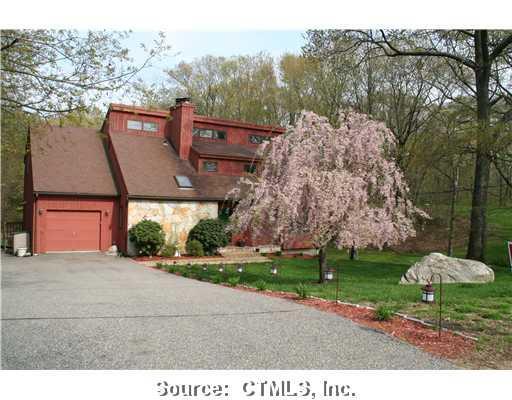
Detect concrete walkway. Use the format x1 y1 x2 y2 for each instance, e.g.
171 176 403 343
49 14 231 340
1 253 455 369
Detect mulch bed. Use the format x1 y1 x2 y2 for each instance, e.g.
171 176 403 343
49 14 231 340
234 285 476 361
132 255 223 262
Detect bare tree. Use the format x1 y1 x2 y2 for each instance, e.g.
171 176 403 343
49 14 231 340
1 30 170 116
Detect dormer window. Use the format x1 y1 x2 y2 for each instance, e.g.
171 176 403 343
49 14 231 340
244 164 256 174
249 134 270 144
203 161 218 172
175 175 193 189
143 122 158 132
127 119 159 132
193 128 226 140
127 120 142 130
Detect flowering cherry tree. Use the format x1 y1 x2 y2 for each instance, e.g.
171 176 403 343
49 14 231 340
228 110 426 282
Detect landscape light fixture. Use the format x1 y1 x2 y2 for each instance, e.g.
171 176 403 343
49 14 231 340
270 264 278 275
218 264 224 273
187 263 192 269
202 264 208 271
421 283 435 303
324 268 335 281
237 264 244 273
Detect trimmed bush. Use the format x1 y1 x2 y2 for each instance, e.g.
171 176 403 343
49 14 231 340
186 240 204 257
128 219 165 256
255 279 267 291
295 283 309 299
161 242 179 257
187 218 229 255
227 276 240 287
374 305 394 321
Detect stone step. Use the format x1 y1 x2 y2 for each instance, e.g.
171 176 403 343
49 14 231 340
218 245 281 256
138 255 271 267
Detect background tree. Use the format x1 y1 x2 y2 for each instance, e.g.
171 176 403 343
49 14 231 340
1 30 170 116
228 110 424 282
304 29 512 262
134 53 282 124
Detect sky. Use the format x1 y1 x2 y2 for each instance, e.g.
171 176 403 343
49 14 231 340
108 31 306 105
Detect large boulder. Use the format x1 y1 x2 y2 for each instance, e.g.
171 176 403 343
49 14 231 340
399 252 494 284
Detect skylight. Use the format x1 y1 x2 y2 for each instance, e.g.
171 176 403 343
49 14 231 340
175 175 193 189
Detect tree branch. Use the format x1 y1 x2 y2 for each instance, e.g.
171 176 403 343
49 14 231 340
490 34 512 61
1 38 19 52
378 30 476 70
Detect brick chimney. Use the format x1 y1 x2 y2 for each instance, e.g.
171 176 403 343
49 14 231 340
167 98 195 160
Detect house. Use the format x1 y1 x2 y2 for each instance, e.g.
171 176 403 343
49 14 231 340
23 98 307 254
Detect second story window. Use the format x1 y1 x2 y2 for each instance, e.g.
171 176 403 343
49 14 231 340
127 119 159 132
127 120 142 130
249 134 270 144
244 164 256 174
143 121 158 132
203 161 218 172
193 128 226 140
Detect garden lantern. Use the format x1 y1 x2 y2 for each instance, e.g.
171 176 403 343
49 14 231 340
202 264 208 272
324 268 335 281
237 264 244 273
187 263 192 270
218 264 224 273
270 264 278 275
421 283 435 303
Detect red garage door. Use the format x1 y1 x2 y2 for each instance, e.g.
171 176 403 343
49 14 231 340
45 210 101 252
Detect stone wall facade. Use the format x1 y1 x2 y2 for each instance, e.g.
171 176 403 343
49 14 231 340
127 199 218 255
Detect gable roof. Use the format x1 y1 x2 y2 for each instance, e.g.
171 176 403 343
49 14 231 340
110 133 241 200
191 141 260 160
29 125 118 196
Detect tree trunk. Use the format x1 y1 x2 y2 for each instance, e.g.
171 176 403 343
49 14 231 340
318 246 327 283
467 30 491 262
447 166 459 257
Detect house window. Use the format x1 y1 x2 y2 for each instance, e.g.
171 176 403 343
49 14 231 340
244 164 256 173
193 128 226 140
143 121 158 132
127 120 143 130
249 134 270 144
203 161 218 172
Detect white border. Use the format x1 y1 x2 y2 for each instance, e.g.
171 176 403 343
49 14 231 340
1 370 512 400
1 0 511 29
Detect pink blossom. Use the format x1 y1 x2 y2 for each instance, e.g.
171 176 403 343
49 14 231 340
227 110 426 251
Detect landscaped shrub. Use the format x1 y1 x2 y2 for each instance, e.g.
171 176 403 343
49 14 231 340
255 279 267 291
165 265 176 273
374 305 394 321
160 242 179 257
155 262 164 269
186 240 204 257
212 275 223 284
187 218 229 255
128 219 165 256
227 276 240 287
295 283 309 299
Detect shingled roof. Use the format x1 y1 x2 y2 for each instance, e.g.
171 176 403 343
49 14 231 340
110 133 241 200
29 125 118 196
191 141 260 160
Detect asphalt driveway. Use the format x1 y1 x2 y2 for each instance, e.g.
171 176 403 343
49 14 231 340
1 253 454 369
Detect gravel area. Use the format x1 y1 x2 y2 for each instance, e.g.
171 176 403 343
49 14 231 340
1 253 455 369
